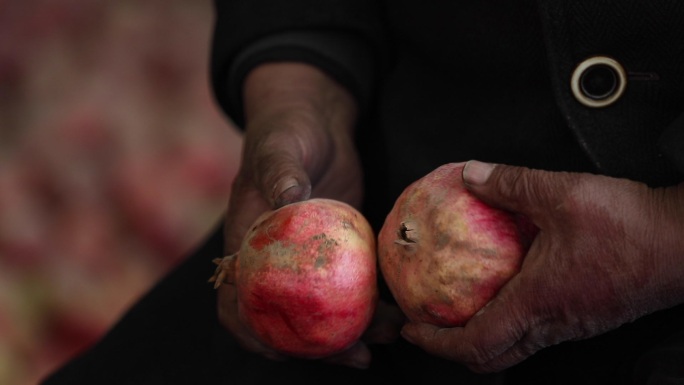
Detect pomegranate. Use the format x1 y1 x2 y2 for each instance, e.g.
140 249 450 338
211 198 378 358
378 163 537 327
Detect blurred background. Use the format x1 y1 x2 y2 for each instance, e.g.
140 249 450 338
0 1 242 384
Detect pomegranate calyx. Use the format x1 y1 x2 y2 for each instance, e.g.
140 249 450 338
208 253 238 289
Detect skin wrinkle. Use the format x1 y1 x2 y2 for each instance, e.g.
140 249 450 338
548 212 627 331
481 330 544 373
638 185 684 311
534 177 666 344
575 180 661 320
310 132 364 208
473 326 525 372
471 283 561 372
251 117 319 189
281 85 361 205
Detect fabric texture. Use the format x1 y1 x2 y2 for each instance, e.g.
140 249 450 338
537 1 684 186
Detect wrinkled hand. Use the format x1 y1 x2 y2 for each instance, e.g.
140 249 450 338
401 160 684 373
218 62 402 368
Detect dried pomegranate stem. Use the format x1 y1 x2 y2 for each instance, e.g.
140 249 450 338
208 253 238 289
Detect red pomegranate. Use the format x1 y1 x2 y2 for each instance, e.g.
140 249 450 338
211 198 378 358
378 163 537 327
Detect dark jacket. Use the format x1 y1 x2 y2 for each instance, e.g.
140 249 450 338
211 0 684 225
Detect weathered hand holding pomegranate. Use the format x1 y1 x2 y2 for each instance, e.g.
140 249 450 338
211 198 378 359
378 163 537 327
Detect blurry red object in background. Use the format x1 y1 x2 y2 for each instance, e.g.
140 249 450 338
0 1 242 384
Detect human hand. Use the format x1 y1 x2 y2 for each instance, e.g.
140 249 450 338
401 160 684 372
217 62 399 368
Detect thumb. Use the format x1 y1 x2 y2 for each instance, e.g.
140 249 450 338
256 154 312 208
461 160 568 223
249 133 315 208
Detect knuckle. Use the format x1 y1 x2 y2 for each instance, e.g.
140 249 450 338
496 165 578 217
493 166 536 206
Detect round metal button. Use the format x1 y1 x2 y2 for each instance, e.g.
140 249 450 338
570 56 627 108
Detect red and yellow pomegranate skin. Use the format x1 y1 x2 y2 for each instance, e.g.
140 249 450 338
218 198 378 359
378 163 537 327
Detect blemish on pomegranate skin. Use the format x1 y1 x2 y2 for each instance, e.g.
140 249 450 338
249 217 295 250
248 228 272 251
314 255 327 268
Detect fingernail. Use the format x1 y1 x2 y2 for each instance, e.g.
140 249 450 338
463 160 495 186
474 299 494 317
273 179 310 207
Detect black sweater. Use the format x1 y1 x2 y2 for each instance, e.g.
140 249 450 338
211 0 684 227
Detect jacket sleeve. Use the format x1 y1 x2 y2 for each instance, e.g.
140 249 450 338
210 0 387 127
